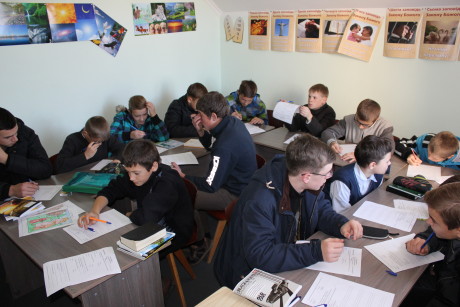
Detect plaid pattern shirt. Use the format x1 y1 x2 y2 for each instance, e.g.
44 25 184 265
226 91 268 124
110 111 169 144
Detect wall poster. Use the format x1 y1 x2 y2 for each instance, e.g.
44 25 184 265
295 10 323 53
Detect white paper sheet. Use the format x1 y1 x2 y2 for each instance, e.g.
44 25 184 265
160 151 199 165
353 201 417 232
156 146 168 154
302 272 395 307
183 138 204 148
340 144 357 155
365 234 445 273
407 164 441 181
244 123 266 135
273 101 299 124
90 159 112 171
393 199 429 220
284 133 301 145
306 247 362 277
63 209 131 244
32 185 63 201
436 175 453 184
43 247 121 296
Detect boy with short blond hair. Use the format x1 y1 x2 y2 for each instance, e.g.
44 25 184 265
395 131 460 170
110 95 169 143
286 83 336 137
324 135 393 213
226 80 268 125
321 99 395 163
55 116 124 174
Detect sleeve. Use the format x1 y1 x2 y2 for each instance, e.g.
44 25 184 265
394 135 418 160
164 101 198 138
55 136 88 174
110 113 131 143
129 177 179 225
145 115 170 142
0 182 11 200
306 108 336 137
380 126 395 152
316 196 349 238
97 176 130 204
198 131 213 149
107 136 125 160
321 119 346 145
285 114 303 132
256 100 268 125
329 181 351 213
241 198 324 273
6 132 52 180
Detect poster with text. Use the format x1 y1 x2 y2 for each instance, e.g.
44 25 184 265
271 11 295 52
295 10 323 53
384 8 423 58
249 11 270 50
233 16 243 43
322 9 353 53
419 7 460 61
224 15 233 40
338 9 382 62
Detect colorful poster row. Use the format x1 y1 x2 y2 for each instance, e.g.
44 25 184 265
132 2 196 35
248 7 460 62
0 3 127 56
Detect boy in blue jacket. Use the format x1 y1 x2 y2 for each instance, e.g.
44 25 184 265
214 134 363 288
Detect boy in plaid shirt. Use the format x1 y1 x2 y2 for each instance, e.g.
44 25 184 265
226 80 268 125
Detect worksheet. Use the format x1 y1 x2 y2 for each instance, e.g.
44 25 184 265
407 164 441 181
273 101 299 124
365 234 445 273
393 199 429 220
306 247 362 277
244 123 266 135
90 159 112 171
302 272 394 307
160 151 199 165
43 247 121 296
340 144 357 155
32 185 63 201
183 138 204 148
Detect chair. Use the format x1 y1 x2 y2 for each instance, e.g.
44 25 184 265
267 109 284 128
165 178 198 307
49 153 58 174
206 154 266 263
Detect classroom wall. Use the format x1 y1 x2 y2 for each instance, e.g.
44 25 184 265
0 0 221 155
220 8 460 138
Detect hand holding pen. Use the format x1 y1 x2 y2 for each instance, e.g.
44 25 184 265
407 148 422 166
405 232 434 255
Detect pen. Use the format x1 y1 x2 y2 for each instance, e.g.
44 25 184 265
314 304 327 307
87 227 95 232
89 217 112 224
420 232 435 250
411 148 420 158
129 123 138 130
386 270 397 276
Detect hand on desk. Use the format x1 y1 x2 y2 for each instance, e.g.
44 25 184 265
330 142 342 154
9 182 39 198
171 162 185 178
341 152 356 163
407 154 422 166
78 212 99 229
130 130 146 140
321 238 345 262
231 111 242 120
340 219 363 240
406 237 430 255
249 117 264 125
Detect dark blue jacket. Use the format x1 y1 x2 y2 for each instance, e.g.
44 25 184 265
214 155 349 288
186 115 256 196
164 94 199 138
324 163 383 206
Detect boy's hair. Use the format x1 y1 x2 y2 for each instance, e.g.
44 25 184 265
356 99 381 122
84 116 110 140
187 83 208 100
355 135 393 168
128 95 147 112
441 174 460 185
424 182 460 230
428 131 459 159
122 139 160 170
196 91 230 118
0 107 17 131
363 26 374 36
238 80 258 98
309 84 329 97
286 134 336 176
350 23 360 31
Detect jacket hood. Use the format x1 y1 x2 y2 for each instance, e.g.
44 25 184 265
251 154 286 207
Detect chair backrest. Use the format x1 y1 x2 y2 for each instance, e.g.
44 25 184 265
267 109 284 128
49 153 58 174
256 154 266 169
182 178 197 208
224 199 238 221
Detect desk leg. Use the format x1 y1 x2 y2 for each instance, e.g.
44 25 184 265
0 230 44 298
79 254 164 307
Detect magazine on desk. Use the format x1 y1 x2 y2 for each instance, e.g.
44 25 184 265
233 268 301 307
0 198 44 219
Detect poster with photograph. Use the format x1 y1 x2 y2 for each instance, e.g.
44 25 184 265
271 11 295 52
384 8 423 58
92 5 127 57
322 9 353 53
249 11 270 50
295 10 323 53
338 9 383 62
419 7 460 61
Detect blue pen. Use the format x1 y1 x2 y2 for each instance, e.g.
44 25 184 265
420 232 435 250
129 123 138 130
314 304 327 307
87 227 95 232
386 270 397 276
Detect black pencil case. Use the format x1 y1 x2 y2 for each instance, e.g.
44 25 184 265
362 225 390 240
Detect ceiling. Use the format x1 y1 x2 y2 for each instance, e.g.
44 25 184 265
210 0 460 12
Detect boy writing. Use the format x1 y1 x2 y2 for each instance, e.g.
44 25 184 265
110 95 169 143
55 116 124 174
214 134 363 288
286 83 336 137
324 135 393 213
395 131 460 170
321 99 394 163
164 82 208 137
78 139 193 254
226 80 268 125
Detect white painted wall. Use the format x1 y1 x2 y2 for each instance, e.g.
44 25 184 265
1 0 221 155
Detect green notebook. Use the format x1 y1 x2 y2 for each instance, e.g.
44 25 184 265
62 172 119 194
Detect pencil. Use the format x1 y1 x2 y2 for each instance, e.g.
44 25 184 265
411 148 419 158
89 217 112 224
420 232 435 251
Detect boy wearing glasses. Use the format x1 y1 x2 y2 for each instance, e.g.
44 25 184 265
214 134 363 288
321 99 394 163
324 135 393 213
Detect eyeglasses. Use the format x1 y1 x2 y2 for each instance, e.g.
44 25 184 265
354 115 376 129
311 169 334 178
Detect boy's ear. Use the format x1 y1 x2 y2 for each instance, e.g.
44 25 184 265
454 227 460 239
211 112 218 121
368 161 377 169
150 161 159 172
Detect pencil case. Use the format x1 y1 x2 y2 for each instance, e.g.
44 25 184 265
392 175 432 194
362 225 389 240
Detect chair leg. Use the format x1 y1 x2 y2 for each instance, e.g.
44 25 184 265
207 220 226 264
174 249 196 279
166 253 187 307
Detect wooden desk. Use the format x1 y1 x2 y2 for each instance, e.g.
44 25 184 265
0 166 164 307
159 137 209 158
196 287 256 307
252 127 295 152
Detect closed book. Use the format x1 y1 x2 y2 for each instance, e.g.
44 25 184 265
0 198 44 218
386 183 423 200
120 222 166 251
117 232 175 256
117 240 172 260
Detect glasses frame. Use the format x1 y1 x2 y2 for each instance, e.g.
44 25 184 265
354 115 376 129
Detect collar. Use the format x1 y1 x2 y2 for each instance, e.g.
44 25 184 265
209 115 229 137
354 163 377 182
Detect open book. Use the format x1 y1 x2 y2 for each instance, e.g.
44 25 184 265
233 269 301 307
